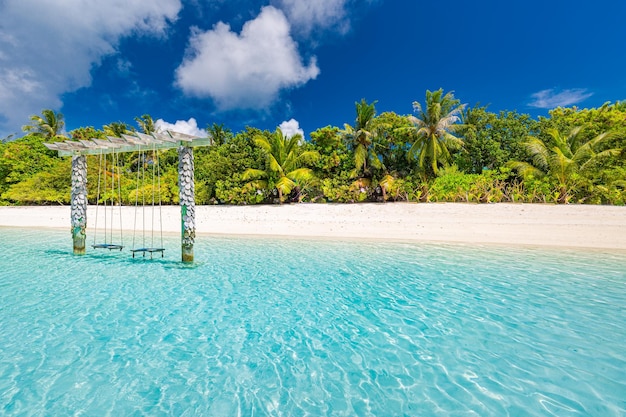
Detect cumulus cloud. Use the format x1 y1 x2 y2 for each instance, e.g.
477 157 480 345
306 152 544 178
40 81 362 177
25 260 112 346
175 6 320 111
279 118 304 139
529 88 593 109
272 0 350 35
155 118 207 137
0 0 181 136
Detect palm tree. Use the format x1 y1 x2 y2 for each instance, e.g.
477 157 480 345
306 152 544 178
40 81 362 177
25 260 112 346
1 133 16 143
342 99 383 178
406 89 465 179
103 122 132 137
135 114 156 134
507 127 621 203
207 123 232 146
22 109 65 140
243 128 319 203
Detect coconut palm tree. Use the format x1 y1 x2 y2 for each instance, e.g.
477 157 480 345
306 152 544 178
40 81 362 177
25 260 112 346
243 128 319 203
507 127 621 203
103 122 133 137
135 114 156 134
22 109 65 140
207 123 232 146
406 89 465 179
342 99 383 178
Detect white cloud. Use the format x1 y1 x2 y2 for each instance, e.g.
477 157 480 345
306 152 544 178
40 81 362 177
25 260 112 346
529 88 593 109
115 59 134 77
175 6 320 111
273 0 350 35
155 118 207 137
0 0 181 136
279 118 304 139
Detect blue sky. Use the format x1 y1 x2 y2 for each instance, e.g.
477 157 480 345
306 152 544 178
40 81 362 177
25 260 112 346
1 0 625 139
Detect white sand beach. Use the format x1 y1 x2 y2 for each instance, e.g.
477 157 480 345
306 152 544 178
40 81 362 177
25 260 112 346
1 203 625 250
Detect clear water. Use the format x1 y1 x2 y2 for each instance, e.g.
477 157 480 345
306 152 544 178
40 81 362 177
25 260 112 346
0 228 625 417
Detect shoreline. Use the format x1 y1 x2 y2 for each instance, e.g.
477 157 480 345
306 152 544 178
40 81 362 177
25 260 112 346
0 203 625 250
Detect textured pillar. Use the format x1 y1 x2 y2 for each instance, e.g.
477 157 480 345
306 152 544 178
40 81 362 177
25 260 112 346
71 155 88 254
178 146 195 263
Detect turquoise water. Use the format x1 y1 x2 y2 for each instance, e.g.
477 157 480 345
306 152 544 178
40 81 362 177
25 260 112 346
0 228 625 416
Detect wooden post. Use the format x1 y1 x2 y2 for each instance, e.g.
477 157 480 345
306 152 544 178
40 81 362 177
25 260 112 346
178 146 195 263
71 155 88 254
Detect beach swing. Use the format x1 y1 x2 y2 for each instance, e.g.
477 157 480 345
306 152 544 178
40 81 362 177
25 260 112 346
131 144 165 259
92 147 124 251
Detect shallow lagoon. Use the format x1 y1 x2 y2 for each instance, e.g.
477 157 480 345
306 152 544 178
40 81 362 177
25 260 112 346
1 228 625 416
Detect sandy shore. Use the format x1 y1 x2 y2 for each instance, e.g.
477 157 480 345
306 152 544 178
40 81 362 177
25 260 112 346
0 203 625 250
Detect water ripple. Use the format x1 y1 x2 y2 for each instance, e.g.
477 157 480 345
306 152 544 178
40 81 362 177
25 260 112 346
0 229 625 416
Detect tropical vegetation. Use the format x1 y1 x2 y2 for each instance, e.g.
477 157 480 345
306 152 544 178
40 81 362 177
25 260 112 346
1 91 624 206
243 128 319 203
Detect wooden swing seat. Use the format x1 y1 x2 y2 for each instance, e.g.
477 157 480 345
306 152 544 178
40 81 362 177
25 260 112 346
92 243 124 251
131 248 165 258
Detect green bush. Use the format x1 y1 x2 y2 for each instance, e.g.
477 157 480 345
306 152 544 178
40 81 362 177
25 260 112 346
320 178 370 203
2 172 70 204
214 176 266 205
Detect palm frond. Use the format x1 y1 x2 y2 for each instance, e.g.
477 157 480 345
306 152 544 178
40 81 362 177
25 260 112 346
296 150 321 165
506 161 544 179
369 153 383 169
354 99 377 130
268 155 283 175
442 132 464 150
412 101 423 115
242 168 267 181
523 136 550 171
548 148 573 182
276 176 296 195
566 126 583 150
253 135 272 153
579 148 622 172
285 133 302 154
354 144 367 172
287 167 316 183
584 131 614 152
379 174 396 190
407 139 423 161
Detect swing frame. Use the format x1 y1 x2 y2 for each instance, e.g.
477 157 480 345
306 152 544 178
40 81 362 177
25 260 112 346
44 130 210 262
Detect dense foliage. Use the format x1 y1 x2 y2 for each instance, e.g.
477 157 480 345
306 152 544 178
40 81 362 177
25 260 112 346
1 91 625 205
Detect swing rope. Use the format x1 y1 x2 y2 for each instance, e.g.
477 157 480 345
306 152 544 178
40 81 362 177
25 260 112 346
131 145 165 259
116 149 124 247
157 147 164 251
93 147 124 251
132 147 142 251
151 146 155 248
103 150 108 243
151 144 164 251
93 149 103 247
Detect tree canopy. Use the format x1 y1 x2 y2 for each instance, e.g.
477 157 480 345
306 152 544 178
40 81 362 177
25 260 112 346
2 97 624 205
